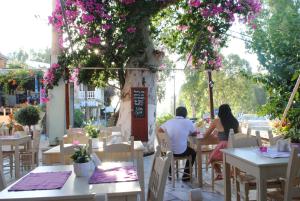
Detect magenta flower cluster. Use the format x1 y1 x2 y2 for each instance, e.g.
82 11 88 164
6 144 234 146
43 63 62 89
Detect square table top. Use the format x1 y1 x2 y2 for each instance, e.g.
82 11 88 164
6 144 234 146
221 147 289 167
0 162 141 201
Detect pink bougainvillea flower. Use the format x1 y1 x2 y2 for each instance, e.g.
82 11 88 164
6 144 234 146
40 97 50 103
102 24 112 30
126 26 136 33
120 0 135 5
88 37 101 44
177 25 189 31
73 140 80 145
82 14 95 23
189 0 201 8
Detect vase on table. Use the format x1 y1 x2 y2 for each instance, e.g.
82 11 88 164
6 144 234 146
92 138 100 148
73 162 90 177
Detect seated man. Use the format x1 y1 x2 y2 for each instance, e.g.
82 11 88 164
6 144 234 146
159 106 196 181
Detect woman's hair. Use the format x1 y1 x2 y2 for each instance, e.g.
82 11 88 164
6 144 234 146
176 106 187 118
218 104 239 134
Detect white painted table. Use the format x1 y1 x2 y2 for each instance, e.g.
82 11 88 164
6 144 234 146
222 147 288 201
0 163 141 201
43 141 145 201
0 135 31 178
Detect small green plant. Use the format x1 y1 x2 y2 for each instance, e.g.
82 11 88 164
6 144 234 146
70 146 91 163
84 121 99 138
14 106 40 130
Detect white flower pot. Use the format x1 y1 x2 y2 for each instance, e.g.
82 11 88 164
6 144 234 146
73 162 90 177
92 138 100 148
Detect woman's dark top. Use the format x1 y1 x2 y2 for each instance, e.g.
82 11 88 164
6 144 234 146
218 131 229 141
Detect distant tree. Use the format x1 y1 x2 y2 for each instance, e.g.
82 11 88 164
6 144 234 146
179 54 266 117
246 0 300 119
29 48 51 63
7 49 29 68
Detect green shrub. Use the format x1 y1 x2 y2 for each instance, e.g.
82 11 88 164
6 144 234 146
156 113 173 126
14 106 40 128
74 109 84 127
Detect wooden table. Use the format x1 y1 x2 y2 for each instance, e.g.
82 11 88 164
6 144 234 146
43 141 145 201
222 147 288 201
188 134 219 187
0 135 31 178
0 163 141 201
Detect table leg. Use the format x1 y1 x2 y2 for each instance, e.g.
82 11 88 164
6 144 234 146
137 151 145 201
15 145 20 178
196 141 202 187
256 173 266 201
0 145 3 173
223 154 231 201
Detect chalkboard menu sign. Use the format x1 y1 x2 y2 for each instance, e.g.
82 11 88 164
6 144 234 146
133 89 145 118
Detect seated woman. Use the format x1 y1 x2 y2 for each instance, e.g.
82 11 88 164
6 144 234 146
204 104 239 180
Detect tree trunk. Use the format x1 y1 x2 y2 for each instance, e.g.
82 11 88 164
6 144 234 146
117 18 162 153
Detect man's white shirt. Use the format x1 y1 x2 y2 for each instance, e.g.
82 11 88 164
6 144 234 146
160 116 196 154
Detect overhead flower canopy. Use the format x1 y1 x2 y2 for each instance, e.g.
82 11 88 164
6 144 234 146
44 0 261 90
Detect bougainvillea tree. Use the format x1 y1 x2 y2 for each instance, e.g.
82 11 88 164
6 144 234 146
46 0 261 151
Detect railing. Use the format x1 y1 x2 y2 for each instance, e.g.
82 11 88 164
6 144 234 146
78 91 95 99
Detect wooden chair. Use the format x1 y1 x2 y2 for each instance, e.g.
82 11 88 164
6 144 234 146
63 133 90 144
0 169 6 191
229 133 281 201
0 142 14 178
60 138 92 164
20 129 41 169
156 130 193 188
102 136 134 162
147 146 172 201
267 147 300 201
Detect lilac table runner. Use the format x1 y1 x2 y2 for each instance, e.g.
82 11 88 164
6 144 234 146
89 166 138 184
8 171 72 191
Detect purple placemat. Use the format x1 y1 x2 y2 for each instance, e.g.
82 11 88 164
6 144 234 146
89 166 138 184
8 171 72 191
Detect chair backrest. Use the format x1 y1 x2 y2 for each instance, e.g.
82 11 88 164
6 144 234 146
0 169 6 191
284 147 300 201
102 126 121 138
228 133 261 148
156 130 172 153
63 133 90 144
67 128 85 135
60 139 92 164
32 129 41 153
147 146 172 201
268 130 284 146
102 136 134 162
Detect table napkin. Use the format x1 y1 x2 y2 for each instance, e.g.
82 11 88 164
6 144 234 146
8 171 72 191
89 166 138 184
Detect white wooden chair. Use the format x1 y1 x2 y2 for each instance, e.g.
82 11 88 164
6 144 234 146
156 130 193 188
63 133 90 144
0 140 14 177
267 147 300 201
60 138 92 164
102 136 134 162
0 169 6 191
147 146 172 201
20 129 41 170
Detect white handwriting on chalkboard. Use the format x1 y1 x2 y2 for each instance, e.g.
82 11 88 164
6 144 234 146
133 90 145 118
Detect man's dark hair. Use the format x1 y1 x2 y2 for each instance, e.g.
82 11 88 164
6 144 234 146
176 106 187 118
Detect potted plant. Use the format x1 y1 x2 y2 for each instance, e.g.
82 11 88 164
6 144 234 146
71 145 91 177
84 121 99 148
14 106 40 138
